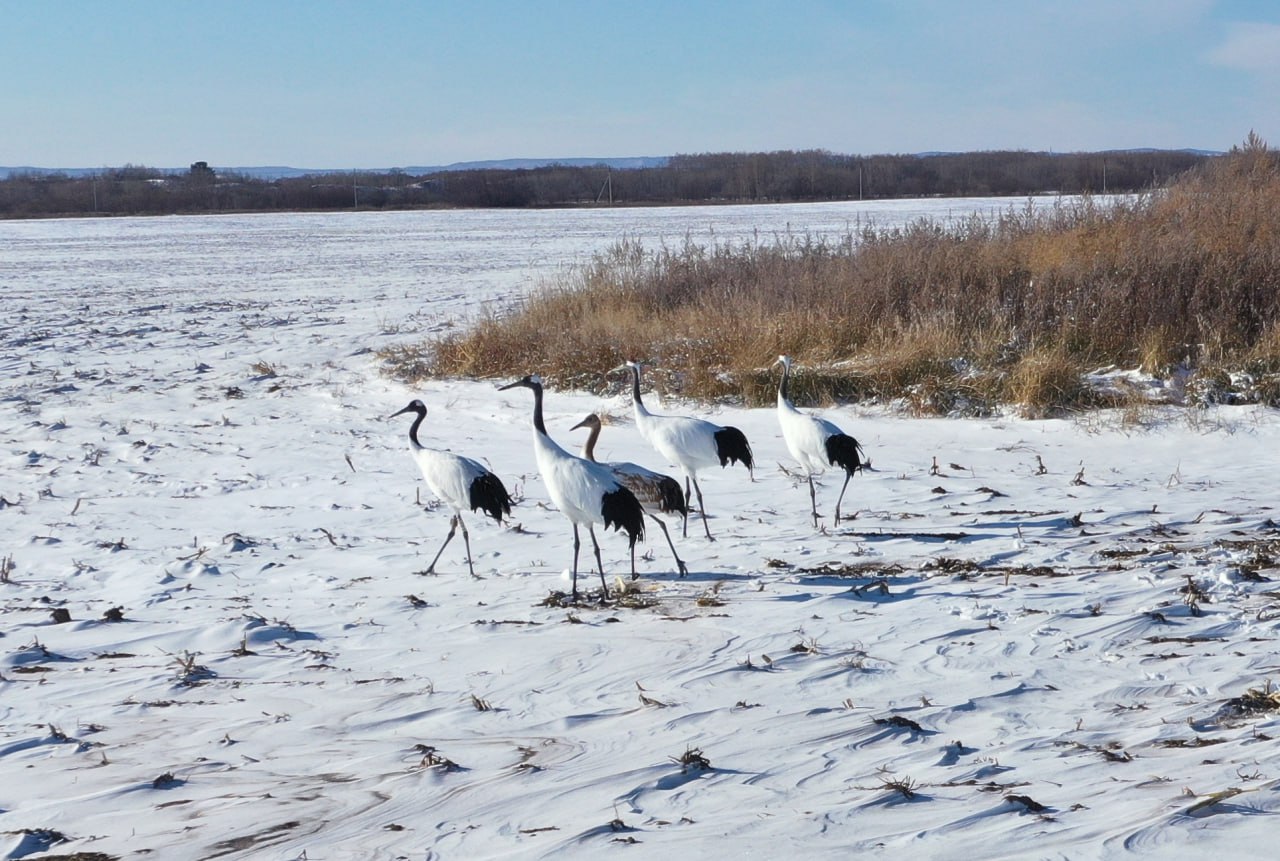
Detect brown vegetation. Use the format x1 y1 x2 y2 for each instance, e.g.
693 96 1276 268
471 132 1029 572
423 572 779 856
387 135 1280 415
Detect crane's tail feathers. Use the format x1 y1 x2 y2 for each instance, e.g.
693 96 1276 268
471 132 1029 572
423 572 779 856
657 475 689 516
601 487 646 549
470 472 514 523
826 434 866 475
714 426 754 470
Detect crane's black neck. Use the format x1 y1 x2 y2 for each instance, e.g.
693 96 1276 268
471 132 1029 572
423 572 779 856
406 403 427 448
630 365 645 408
529 381 548 436
778 361 792 403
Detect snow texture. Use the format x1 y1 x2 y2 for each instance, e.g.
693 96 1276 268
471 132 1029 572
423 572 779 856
2 201 1279 860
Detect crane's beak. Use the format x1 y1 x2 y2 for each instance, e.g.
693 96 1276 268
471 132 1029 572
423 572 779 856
388 404 414 419
569 415 592 431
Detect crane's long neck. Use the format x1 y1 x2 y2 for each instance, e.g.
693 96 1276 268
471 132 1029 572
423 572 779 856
579 424 600 462
529 383 549 437
525 383 573 464
777 362 795 409
630 365 652 419
407 406 426 449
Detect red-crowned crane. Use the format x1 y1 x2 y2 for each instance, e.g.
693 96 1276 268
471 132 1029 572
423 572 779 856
773 355 866 528
498 375 645 601
570 413 690 577
390 399 513 577
618 361 753 540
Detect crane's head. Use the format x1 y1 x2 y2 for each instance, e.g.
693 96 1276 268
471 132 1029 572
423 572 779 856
498 374 543 392
773 355 793 369
389 399 427 420
569 413 602 432
619 360 651 381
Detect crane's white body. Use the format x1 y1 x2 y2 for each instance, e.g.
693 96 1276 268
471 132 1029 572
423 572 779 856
410 447 494 513
633 407 724 474
531 429 626 528
777 398 845 477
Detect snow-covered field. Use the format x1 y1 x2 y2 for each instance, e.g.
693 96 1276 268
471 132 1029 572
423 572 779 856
3 201 1279 860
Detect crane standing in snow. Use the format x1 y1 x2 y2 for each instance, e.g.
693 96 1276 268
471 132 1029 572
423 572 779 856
773 355 866 528
389 399 513 577
499 375 645 601
618 361 753 541
570 413 690 577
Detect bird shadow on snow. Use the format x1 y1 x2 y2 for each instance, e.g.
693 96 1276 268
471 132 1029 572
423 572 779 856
638 568 757 586
788 574 952 606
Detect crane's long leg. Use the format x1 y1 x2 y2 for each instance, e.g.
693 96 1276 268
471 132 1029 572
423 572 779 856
683 477 691 538
834 471 853 527
571 524 582 600
457 513 480 579
690 475 714 541
587 526 610 600
808 474 819 529
425 514 459 574
648 513 688 577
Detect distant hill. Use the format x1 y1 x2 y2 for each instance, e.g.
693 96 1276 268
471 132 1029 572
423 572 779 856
914 148 1223 158
2 151 1228 181
0 157 670 181
1 149 1223 217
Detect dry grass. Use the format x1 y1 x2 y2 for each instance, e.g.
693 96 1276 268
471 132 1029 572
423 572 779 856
385 136 1280 415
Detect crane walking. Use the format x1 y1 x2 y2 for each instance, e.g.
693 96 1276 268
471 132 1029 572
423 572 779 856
618 361 753 540
499 375 645 600
772 355 866 528
389 399 513 577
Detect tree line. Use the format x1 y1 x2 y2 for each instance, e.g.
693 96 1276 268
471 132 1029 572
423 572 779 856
0 149 1212 217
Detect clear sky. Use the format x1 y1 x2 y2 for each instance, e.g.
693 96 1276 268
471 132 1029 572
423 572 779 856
3 0 1279 169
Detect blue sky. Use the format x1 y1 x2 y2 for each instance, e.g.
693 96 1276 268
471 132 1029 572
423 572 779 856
3 0 1279 168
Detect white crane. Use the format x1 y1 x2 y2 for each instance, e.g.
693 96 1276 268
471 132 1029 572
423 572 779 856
618 361 754 540
570 413 690 577
498 375 645 601
389 399 513 577
773 355 866 528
